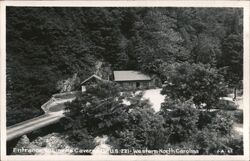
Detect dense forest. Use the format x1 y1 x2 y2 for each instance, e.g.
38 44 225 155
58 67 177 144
6 7 243 153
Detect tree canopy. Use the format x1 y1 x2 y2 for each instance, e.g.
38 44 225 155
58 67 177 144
161 62 227 108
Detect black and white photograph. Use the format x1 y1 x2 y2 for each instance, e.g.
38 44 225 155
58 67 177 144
0 0 249 160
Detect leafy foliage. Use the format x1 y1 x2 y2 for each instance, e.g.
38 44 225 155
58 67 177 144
209 110 234 135
115 108 168 150
63 81 128 135
160 99 199 143
219 34 243 87
161 62 227 108
63 81 169 150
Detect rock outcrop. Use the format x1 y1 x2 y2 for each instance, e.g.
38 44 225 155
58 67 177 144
12 133 112 155
92 135 111 155
12 133 74 155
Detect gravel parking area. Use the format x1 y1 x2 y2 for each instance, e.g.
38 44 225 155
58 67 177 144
142 88 165 112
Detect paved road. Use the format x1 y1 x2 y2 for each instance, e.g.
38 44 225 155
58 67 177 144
7 112 64 141
7 93 76 141
6 95 76 141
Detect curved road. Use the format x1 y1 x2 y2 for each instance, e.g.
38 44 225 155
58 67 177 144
7 112 64 141
7 95 75 141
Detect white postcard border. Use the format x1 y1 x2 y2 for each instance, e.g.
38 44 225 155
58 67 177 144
0 1 249 161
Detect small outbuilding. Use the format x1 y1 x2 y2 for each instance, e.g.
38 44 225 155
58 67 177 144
80 74 103 92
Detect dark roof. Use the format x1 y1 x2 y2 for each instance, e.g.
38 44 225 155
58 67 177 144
81 74 102 85
113 71 151 82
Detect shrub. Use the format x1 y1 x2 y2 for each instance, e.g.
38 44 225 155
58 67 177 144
209 110 234 135
192 128 228 154
216 99 238 110
227 136 243 155
197 110 216 129
109 130 142 150
160 99 199 143
109 107 169 150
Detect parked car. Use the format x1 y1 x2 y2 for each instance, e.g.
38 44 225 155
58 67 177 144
218 97 239 110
